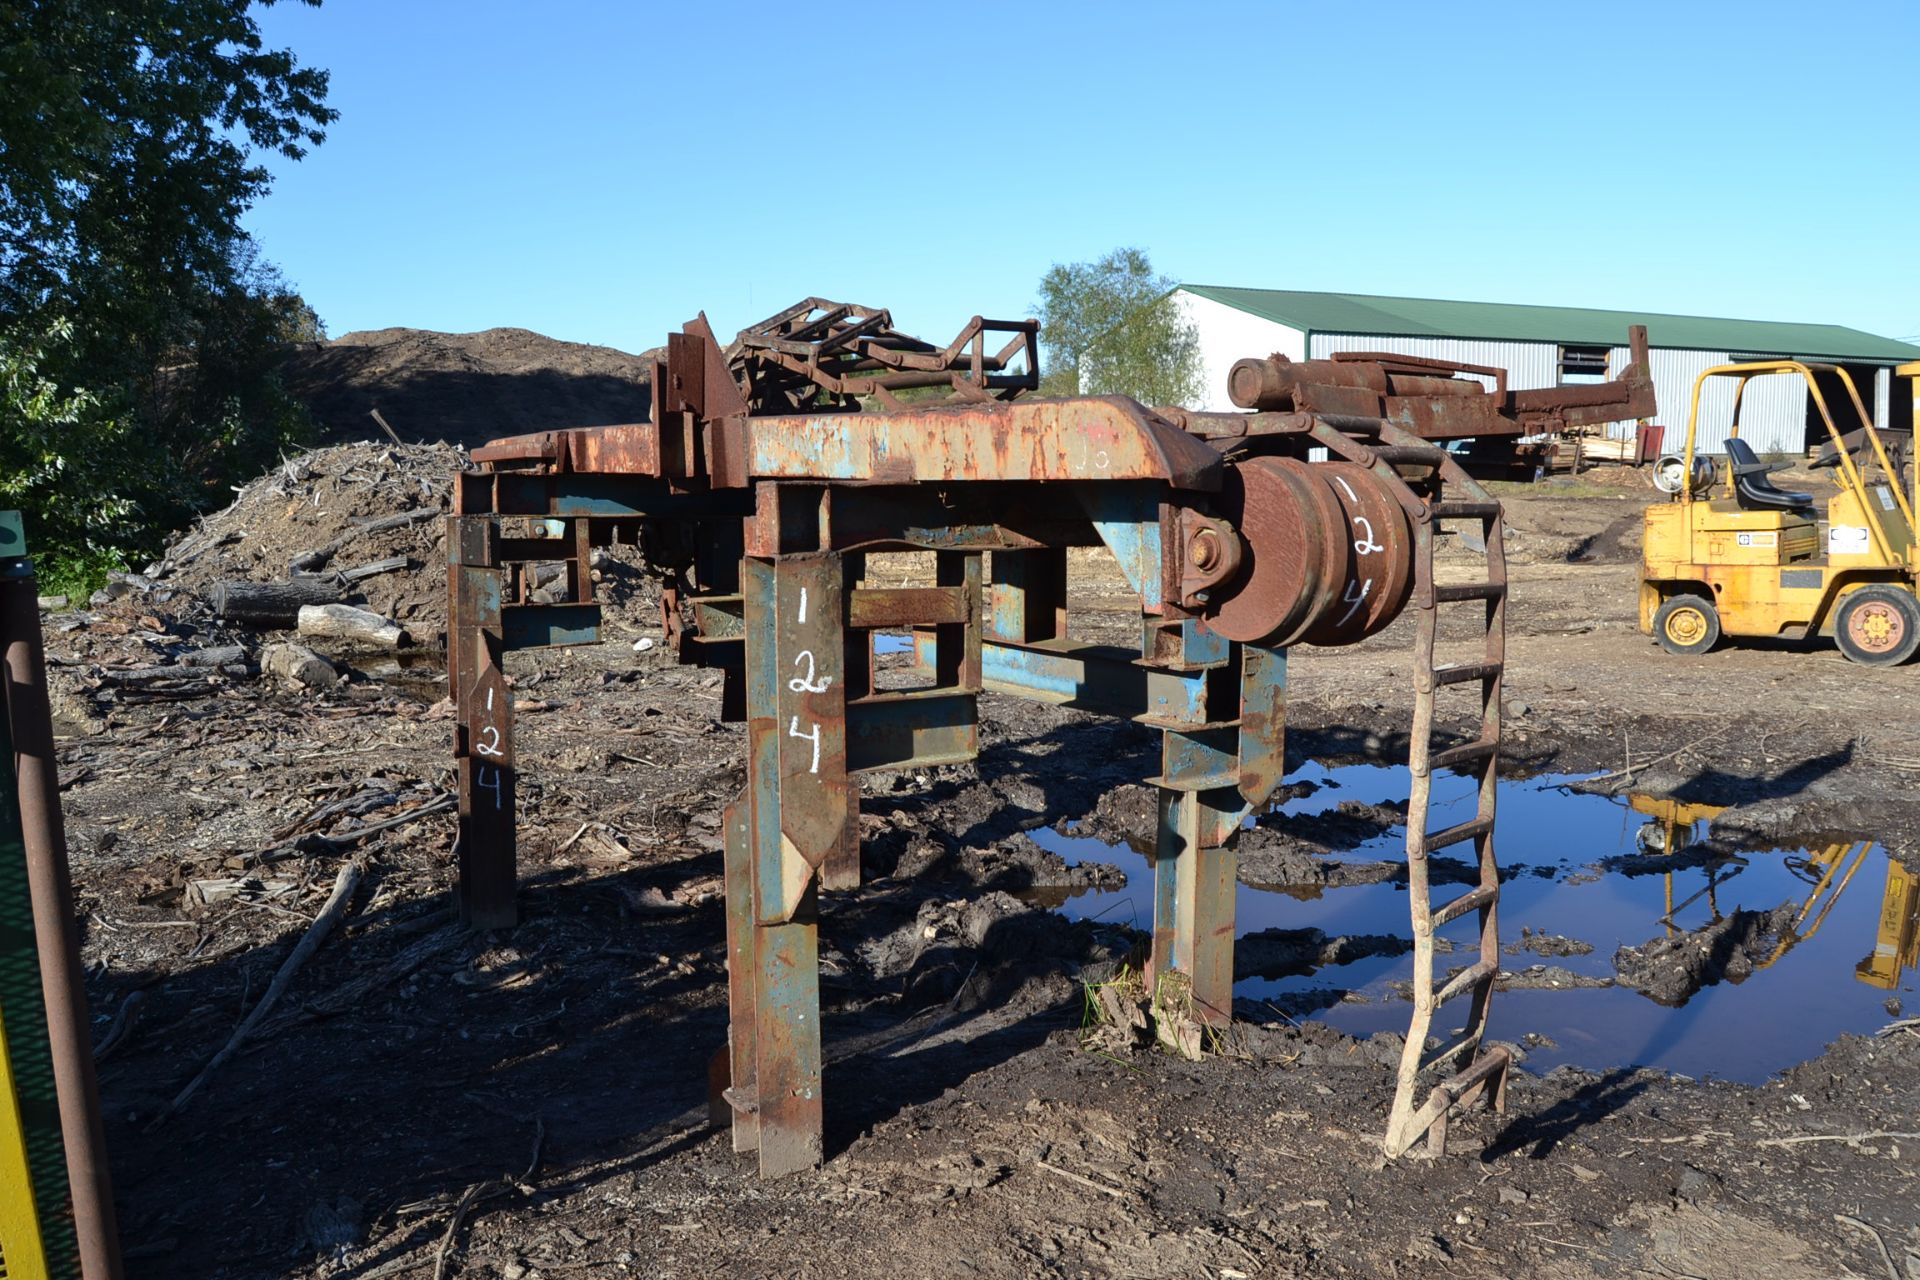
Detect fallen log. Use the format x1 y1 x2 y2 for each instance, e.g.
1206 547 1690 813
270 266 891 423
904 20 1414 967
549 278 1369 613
261 642 338 689
297 603 409 651
338 555 411 584
93 662 248 686
210 578 345 627
287 508 437 574
178 644 248 668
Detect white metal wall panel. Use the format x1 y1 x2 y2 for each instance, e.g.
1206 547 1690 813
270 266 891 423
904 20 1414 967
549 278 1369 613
1174 290 1304 411
1638 348 1807 455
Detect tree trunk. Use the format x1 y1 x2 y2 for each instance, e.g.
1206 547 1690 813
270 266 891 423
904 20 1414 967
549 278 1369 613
261 642 338 688
210 578 346 627
296 603 408 651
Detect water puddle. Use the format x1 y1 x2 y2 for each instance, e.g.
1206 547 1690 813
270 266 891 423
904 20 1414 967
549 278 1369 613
1030 763 1917 1082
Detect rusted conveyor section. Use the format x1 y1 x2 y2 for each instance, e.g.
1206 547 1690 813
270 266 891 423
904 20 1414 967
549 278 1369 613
450 300 1520 1173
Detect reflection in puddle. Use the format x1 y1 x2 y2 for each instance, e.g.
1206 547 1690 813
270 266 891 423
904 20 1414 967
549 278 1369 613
1030 763 1919 1083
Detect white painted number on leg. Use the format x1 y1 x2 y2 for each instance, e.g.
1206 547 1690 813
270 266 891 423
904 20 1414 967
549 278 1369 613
788 649 833 694
474 683 504 757
477 764 504 810
788 716 822 773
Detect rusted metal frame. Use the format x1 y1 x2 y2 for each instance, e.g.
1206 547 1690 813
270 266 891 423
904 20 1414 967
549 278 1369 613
977 638 1235 726
1080 484 1169 612
932 552 983 691
739 401 1224 490
1305 420 1439 521
849 561 983 777
1378 425 1512 1156
1148 720 1243 1023
444 501 605 924
1143 641 1288 1026
1149 781 1241 1025
1236 645 1289 807
491 472 746 516
1382 396 1510 442
719 796 758 1152
733 297 840 346
1330 350 1508 402
736 552 848 1177
734 307 1038 406
1160 409 1322 442
1142 615 1231 669
987 548 1067 644
812 309 892 357
449 513 520 929
0 529 124 1280
1386 515 1442 1155
452 605 517 927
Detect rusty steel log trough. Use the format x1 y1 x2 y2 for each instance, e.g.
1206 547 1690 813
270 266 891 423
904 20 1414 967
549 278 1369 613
445 301 1652 1174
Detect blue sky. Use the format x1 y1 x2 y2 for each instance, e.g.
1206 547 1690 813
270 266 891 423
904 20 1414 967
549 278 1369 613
245 1 1920 353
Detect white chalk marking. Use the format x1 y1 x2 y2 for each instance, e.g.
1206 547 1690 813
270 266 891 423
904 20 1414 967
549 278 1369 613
788 717 822 774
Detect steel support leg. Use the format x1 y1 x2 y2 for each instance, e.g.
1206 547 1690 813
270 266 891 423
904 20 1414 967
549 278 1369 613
1147 641 1288 1028
450 517 517 928
1150 786 1240 1025
719 796 758 1152
729 550 849 1176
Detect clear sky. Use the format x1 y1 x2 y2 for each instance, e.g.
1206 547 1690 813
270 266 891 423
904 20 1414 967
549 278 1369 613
244 0 1920 354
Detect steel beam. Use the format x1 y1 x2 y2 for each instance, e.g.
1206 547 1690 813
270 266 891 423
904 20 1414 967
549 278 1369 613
450 516 517 928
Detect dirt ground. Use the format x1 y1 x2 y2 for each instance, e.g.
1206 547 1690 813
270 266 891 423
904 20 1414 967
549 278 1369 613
38 452 1920 1280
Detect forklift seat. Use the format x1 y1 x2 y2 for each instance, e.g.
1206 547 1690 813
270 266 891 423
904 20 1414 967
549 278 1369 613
1723 438 1813 513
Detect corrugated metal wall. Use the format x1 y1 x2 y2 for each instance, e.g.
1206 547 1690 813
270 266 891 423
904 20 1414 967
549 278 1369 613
1632 347 1807 455
1306 332 1814 455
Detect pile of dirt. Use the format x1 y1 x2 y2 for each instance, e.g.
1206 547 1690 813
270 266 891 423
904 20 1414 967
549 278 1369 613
153 443 464 635
279 327 656 449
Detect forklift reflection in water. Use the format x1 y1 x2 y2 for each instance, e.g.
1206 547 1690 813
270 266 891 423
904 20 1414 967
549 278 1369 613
1641 360 1920 665
1630 793 1920 988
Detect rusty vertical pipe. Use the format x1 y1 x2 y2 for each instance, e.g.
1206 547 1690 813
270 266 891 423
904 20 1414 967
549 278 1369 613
0 570 124 1280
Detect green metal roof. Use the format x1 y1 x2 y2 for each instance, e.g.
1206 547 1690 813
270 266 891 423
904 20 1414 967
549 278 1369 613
1179 285 1920 364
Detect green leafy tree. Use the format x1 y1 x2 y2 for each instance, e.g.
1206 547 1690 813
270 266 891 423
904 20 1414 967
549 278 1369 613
1032 247 1202 407
0 0 336 585
0 320 133 591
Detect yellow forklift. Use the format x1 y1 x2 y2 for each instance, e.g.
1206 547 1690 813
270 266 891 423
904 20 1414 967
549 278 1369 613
1641 360 1920 664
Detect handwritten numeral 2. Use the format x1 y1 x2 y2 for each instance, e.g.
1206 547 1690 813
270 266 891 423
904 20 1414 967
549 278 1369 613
788 649 833 694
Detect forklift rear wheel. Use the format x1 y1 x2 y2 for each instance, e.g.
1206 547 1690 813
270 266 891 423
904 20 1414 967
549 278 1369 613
1654 593 1720 656
1834 586 1920 667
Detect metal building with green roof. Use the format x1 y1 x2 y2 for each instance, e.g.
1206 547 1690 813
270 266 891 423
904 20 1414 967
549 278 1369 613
1171 285 1920 453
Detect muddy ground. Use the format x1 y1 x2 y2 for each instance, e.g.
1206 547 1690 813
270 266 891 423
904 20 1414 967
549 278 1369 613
39 454 1920 1279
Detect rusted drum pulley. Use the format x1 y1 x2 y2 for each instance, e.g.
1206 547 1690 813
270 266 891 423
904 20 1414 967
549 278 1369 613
1201 456 1414 647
